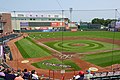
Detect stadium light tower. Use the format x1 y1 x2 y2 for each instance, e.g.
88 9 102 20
70 8 73 27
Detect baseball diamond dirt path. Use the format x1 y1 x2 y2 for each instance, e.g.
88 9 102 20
6 34 120 79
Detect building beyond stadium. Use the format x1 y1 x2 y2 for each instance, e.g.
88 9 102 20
11 12 69 32
0 13 12 34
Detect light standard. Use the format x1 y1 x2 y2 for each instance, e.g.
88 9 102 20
61 10 65 80
69 8 73 27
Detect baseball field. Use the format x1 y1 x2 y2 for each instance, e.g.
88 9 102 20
15 31 120 71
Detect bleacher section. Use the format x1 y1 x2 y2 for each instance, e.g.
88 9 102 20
0 34 21 44
0 33 21 69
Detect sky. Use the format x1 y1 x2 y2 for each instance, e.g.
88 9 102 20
1 0 120 22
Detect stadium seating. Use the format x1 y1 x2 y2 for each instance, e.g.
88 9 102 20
0 34 21 44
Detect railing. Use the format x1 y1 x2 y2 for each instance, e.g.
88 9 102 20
91 75 120 80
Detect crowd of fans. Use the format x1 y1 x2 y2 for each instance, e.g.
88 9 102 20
0 66 43 80
70 70 94 80
70 69 120 80
1 66 120 80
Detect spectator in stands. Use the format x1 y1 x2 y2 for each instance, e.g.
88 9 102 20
84 70 93 80
14 73 24 80
29 70 39 80
15 69 22 77
23 69 30 80
113 70 116 75
72 71 84 80
0 66 5 80
106 71 109 76
4 68 16 80
78 71 84 80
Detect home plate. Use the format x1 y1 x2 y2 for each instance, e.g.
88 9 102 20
21 60 29 63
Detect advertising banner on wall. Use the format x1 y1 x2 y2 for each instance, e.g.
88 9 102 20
71 29 77 32
66 27 69 29
51 22 59 27
20 22 29 27
39 27 48 30
59 22 65 27
51 22 65 27
35 27 40 30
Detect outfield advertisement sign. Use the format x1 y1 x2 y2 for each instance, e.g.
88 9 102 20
51 22 65 27
39 27 48 30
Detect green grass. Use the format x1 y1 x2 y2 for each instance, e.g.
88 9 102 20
32 58 81 70
44 40 119 53
16 31 120 69
81 50 120 67
28 31 120 40
63 60 81 71
15 37 51 58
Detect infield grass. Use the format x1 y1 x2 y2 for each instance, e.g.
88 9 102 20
32 58 81 71
15 37 51 58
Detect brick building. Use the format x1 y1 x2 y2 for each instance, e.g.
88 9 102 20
0 13 12 34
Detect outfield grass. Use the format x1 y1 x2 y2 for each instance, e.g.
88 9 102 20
32 58 81 71
28 31 120 40
81 50 120 67
15 37 51 58
44 40 119 53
